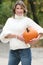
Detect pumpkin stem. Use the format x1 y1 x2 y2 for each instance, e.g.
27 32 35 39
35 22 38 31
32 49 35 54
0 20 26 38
26 28 29 32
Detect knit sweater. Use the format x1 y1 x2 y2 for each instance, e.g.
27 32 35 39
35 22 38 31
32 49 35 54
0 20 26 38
0 14 43 50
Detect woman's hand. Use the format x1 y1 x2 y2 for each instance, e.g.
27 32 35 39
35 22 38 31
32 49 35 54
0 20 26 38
28 35 40 44
17 35 25 42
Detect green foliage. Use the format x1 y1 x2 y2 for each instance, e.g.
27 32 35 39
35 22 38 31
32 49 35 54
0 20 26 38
36 0 43 27
0 0 43 27
0 1 12 25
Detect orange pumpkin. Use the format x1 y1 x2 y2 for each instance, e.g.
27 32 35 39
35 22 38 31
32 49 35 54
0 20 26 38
23 27 39 43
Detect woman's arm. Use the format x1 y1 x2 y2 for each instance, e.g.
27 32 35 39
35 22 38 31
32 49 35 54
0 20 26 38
39 33 43 37
4 34 25 41
4 34 16 38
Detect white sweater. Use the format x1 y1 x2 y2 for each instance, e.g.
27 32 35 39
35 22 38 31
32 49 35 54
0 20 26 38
0 14 43 50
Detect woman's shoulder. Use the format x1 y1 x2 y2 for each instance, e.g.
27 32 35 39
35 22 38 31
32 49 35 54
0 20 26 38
4 17 14 26
25 16 35 23
6 16 15 23
7 16 14 20
25 16 33 21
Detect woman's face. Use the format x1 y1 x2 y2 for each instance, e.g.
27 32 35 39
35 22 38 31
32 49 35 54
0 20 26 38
15 5 24 16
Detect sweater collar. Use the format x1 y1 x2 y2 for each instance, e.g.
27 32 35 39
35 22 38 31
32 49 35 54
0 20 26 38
14 14 24 19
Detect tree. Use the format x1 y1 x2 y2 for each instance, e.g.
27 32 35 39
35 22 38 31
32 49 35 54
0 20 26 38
0 0 2 4
22 0 39 24
29 0 39 24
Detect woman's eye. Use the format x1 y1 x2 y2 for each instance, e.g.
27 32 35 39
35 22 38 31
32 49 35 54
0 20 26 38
20 7 23 9
16 8 19 9
16 8 23 9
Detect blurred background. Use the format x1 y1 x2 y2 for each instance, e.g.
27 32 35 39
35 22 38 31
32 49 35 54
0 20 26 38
0 0 43 47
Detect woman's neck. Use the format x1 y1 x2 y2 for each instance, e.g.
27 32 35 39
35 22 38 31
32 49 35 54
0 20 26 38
14 14 24 19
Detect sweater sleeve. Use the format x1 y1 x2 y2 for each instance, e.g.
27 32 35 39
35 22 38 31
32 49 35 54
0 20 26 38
27 18 43 34
0 18 12 43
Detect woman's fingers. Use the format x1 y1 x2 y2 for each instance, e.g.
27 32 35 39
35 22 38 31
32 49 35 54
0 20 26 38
17 35 25 41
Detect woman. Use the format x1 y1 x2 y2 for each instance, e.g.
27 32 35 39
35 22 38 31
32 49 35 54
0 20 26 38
0 0 43 65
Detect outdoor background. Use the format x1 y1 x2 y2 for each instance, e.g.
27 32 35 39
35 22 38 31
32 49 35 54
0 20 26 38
0 0 43 47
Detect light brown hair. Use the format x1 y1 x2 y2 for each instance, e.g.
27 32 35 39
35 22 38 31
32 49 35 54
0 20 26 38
12 0 27 15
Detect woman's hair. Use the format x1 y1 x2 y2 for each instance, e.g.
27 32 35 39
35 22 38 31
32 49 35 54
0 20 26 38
12 0 27 15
